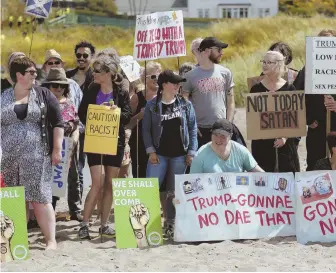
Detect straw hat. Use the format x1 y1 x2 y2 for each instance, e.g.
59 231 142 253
44 49 63 64
44 68 69 84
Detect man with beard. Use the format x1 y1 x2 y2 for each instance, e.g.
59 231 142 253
183 37 236 148
66 41 95 203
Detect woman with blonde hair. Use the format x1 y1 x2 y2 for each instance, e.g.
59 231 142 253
128 61 162 178
78 51 132 239
250 51 299 172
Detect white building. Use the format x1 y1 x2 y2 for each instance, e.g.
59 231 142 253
115 0 278 19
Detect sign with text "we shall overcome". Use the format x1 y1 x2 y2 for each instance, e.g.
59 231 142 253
246 91 306 140
174 173 296 242
133 10 186 61
84 105 120 155
305 37 336 94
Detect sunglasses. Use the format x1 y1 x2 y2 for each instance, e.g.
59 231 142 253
76 53 89 59
147 74 158 80
24 70 37 75
50 83 67 89
47 61 61 66
93 68 103 74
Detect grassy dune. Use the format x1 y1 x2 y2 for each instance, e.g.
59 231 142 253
2 14 335 105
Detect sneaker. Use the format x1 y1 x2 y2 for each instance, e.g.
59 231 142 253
99 225 116 238
78 225 91 240
70 213 83 222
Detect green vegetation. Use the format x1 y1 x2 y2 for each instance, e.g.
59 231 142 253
2 15 335 105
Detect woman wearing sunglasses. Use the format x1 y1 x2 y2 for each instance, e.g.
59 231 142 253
42 68 80 211
78 51 132 240
1 57 64 250
142 70 198 238
250 51 299 173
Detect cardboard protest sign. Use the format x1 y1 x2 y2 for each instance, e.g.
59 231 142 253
295 171 336 244
246 90 306 140
247 76 264 92
120 56 141 82
25 0 53 18
133 10 186 61
51 137 72 198
0 187 29 263
84 105 120 155
113 178 163 249
175 173 296 242
305 37 336 94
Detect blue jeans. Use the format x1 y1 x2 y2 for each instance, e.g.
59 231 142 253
146 155 186 223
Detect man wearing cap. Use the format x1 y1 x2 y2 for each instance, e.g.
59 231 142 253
183 37 236 149
190 119 263 174
40 49 84 221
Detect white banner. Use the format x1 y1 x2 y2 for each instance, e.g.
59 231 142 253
295 170 336 244
51 137 72 197
305 37 336 94
120 56 141 83
175 173 296 242
133 10 186 61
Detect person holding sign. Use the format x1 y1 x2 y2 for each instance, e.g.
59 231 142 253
78 51 132 240
190 119 263 174
1 57 64 250
143 70 198 238
250 51 300 173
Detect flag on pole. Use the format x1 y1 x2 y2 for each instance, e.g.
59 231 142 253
24 0 53 18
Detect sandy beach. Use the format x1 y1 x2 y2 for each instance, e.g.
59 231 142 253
2 108 336 272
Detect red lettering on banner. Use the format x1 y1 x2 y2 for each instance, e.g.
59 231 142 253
198 212 219 228
319 217 336 235
255 211 294 226
135 42 165 59
303 199 336 221
179 26 183 38
223 193 231 205
161 26 180 40
136 30 148 42
284 195 293 208
224 210 251 225
164 40 186 56
199 198 206 210
187 196 199 211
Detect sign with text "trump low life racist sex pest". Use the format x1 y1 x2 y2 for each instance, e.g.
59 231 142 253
84 105 120 155
295 170 336 245
133 10 186 61
174 173 296 242
305 37 336 94
246 91 306 140
113 178 163 249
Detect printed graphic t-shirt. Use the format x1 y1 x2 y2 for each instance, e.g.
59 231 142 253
183 64 234 128
96 89 113 105
190 141 257 174
156 99 186 157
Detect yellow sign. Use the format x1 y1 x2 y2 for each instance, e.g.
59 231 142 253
84 104 121 155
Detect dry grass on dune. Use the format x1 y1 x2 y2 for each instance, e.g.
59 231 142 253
2 14 335 105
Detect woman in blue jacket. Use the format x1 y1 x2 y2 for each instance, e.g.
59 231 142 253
142 70 198 237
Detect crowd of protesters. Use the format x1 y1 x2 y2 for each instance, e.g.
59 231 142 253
1 28 336 249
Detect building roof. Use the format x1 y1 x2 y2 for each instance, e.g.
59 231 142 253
172 0 188 8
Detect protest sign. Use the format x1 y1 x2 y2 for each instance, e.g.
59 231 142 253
120 56 141 82
113 178 163 249
84 105 120 155
295 170 336 244
51 137 72 198
24 0 53 18
175 173 296 242
0 187 29 263
246 90 306 140
305 37 336 94
133 10 186 61
247 76 264 92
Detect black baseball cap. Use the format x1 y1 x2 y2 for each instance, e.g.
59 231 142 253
211 119 233 137
199 37 229 52
157 70 186 86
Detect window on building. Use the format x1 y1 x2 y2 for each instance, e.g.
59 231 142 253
204 8 210 18
198 9 203 18
240 8 248 18
222 8 227 18
259 8 264 17
265 8 270 16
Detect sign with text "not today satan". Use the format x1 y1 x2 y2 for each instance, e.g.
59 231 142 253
305 37 336 94
133 10 186 61
246 91 306 140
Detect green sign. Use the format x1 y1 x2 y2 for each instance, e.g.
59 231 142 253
113 178 163 249
0 187 29 263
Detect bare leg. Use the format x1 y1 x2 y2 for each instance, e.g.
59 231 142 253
82 165 104 223
101 166 119 226
31 202 57 250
